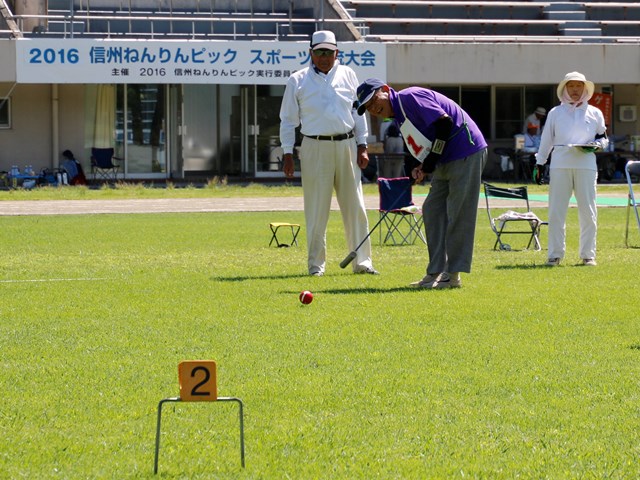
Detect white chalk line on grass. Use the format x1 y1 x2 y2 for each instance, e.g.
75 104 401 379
0 277 111 284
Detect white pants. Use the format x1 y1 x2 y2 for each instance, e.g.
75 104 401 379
548 168 598 260
300 137 373 274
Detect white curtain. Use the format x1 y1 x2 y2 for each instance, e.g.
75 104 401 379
93 84 115 148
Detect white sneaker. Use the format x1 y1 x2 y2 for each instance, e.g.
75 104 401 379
583 258 597 266
433 272 462 289
410 273 441 288
546 258 561 266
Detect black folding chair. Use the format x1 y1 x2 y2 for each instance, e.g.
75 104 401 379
483 182 547 251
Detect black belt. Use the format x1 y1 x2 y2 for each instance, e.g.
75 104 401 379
304 132 354 141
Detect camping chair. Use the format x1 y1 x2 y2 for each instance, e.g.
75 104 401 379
377 176 426 246
91 147 122 181
483 182 547 251
625 160 640 247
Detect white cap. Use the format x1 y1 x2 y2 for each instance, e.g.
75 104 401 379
310 30 337 50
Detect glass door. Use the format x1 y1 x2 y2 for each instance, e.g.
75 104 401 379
247 85 293 178
116 84 168 178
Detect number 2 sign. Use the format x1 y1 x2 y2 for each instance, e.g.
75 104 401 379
178 360 217 402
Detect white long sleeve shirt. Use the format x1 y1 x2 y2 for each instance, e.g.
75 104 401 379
535 102 608 171
279 62 368 155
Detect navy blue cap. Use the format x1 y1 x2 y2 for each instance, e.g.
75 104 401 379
355 78 385 115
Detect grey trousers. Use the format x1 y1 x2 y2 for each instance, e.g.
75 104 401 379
422 148 487 274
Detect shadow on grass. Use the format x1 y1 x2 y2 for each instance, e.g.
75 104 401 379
211 273 312 282
283 286 446 295
494 263 547 270
212 276 435 295
495 262 603 270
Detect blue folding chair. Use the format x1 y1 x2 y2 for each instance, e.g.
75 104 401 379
377 177 426 246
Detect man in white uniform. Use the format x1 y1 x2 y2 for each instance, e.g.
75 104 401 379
279 30 377 276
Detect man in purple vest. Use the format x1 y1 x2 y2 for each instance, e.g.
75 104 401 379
355 78 488 289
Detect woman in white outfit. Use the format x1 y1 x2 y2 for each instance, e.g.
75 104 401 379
534 71 608 266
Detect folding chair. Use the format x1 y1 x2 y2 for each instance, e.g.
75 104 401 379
377 177 426 246
625 160 640 247
483 182 547 251
91 147 122 181
269 222 300 247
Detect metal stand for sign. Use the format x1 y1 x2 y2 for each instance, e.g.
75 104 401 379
153 396 245 474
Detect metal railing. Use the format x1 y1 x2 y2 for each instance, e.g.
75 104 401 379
4 9 640 43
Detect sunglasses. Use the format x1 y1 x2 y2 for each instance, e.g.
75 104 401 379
312 49 336 57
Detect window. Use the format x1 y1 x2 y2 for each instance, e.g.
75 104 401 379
524 86 554 133
495 86 555 139
461 86 491 141
429 85 492 140
0 97 10 128
495 87 522 139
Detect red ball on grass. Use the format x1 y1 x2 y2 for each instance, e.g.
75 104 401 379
299 290 313 305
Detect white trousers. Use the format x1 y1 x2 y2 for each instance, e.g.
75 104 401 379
548 168 598 260
300 137 373 274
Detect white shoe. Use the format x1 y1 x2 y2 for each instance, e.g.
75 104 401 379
410 273 441 288
433 272 462 289
582 258 597 266
546 258 561 266
355 266 379 275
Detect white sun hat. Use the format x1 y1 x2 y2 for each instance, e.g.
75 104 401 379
556 71 595 102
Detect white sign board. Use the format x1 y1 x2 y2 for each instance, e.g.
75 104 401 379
15 39 386 84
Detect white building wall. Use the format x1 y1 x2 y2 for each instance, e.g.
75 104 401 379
387 43 640 85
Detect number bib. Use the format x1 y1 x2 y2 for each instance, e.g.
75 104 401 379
398 97 432 163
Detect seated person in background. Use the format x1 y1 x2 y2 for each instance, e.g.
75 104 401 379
61 150 87 185
522 106 546 135
380 122 406 178
379 117 394 142
522 124 541 152
521 124 541 171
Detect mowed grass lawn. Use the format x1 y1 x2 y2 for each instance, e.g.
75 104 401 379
1 184 639 479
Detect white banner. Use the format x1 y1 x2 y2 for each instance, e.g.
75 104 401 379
15 38 386 84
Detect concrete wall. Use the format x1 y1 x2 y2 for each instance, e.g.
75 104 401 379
611 85 640 139
0 40 15 82
13 0 47 34
0 84 52 171
387 43 640 85
58 83 86 165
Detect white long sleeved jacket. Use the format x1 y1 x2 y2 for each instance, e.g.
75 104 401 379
535 102 608 171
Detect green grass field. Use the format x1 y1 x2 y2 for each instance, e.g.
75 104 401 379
1 184 639 479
